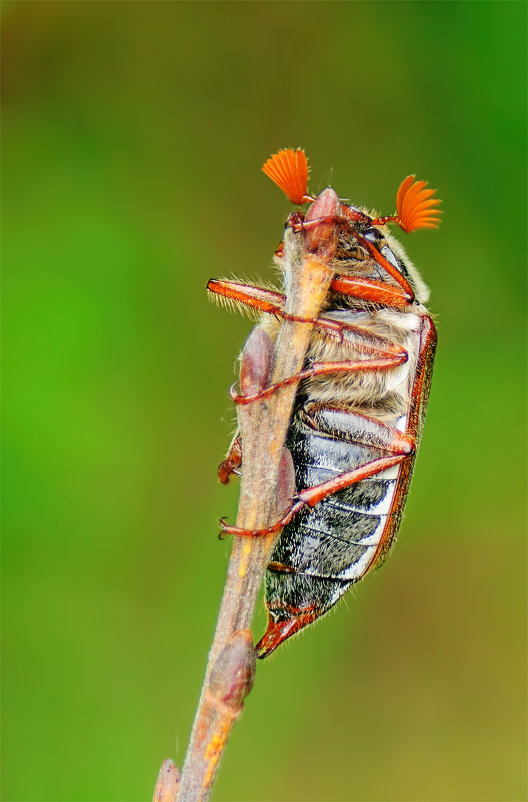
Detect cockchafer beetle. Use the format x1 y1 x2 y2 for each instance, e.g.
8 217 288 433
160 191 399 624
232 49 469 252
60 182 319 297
208 149 440 658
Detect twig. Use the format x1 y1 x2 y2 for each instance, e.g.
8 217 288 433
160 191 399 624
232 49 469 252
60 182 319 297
153 189 340 802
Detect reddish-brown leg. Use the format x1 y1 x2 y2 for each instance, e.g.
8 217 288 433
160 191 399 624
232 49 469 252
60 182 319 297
230 352 407 405
217 433 242 485
207 279 285 313
207 279 345 340
208 279 414 346
331 275 412 308
300 404 415 454
220 443 412 538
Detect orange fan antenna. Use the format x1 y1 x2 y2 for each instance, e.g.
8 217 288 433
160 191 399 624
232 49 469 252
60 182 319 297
262 148 311 204
395 175 442 233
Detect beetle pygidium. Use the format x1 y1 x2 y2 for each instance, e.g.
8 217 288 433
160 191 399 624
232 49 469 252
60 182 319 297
208 149 440 658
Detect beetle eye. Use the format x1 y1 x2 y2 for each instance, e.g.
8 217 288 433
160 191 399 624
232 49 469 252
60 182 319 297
364 228 384 246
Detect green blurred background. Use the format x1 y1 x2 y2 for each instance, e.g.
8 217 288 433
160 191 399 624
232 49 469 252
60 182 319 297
2 2 526 801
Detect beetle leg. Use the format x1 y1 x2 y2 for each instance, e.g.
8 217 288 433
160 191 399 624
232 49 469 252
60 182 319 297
300 404 415 454
207 279 345 340
331 275 412 308
318 321 408 359
357 234 414 301
297 454 409 510
220 451 410 539
231 352 407 405
208 278 413 346
207 279 285 315
218 432 242 485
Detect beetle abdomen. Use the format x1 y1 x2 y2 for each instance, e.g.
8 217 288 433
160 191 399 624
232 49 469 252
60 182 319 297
260 413 402 656
280 417 398 577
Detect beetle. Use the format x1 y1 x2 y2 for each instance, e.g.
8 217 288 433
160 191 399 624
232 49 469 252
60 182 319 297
208 149 440 658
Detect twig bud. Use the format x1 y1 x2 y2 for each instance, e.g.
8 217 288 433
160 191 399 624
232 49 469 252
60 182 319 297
275 447 296 519
239 326 274 396
208 629 256 711
153 759 180 802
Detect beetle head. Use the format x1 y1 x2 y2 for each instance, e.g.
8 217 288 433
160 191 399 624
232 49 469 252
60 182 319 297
262 148 441 234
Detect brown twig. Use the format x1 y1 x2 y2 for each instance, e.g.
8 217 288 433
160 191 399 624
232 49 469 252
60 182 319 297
153 189 340 802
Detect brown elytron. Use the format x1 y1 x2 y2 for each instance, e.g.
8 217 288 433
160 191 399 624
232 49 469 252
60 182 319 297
209 150 440 658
